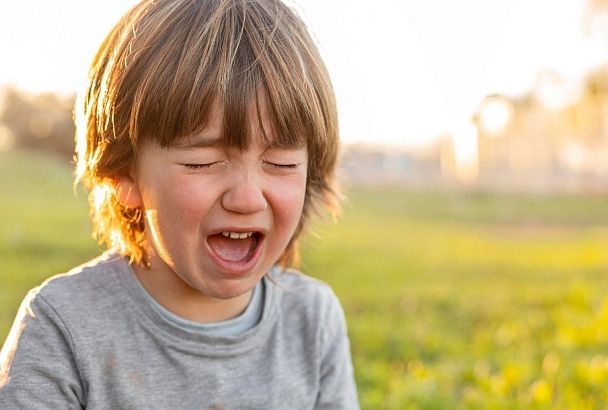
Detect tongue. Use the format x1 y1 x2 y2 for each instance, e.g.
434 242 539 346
207 234 255 262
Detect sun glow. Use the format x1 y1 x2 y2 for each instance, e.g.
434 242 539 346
110 229 126 253
0 0 598 148
478 97 514 135
91 184 112 213
534 71 583 110
452 122 479 183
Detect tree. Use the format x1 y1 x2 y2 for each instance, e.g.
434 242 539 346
0 87 76 159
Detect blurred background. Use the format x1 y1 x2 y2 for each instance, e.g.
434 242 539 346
1 0 608 408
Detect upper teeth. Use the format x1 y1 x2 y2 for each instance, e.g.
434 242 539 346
222 232 254 239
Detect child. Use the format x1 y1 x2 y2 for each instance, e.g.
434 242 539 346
0 0 359 408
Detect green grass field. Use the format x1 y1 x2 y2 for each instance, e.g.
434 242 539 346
2 150 608 409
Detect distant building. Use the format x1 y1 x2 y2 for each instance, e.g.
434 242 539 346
339 141 456 188
472 69 608 192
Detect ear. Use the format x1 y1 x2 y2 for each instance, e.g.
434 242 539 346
110 176 143 208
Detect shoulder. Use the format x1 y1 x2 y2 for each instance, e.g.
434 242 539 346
266 267 345 329
269 267 338 302
30 252 130 322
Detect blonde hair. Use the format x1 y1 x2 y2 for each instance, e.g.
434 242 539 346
75 0 340 266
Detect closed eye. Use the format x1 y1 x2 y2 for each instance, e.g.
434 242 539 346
264 161 299 169
181 162 221 170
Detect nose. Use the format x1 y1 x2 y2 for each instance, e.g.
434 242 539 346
221 171 268 214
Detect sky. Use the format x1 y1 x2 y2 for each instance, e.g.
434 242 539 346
0 0 606 147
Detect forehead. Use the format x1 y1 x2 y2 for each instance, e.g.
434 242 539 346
170 101 306 151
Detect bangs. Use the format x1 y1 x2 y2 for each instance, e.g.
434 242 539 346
114 0 325 151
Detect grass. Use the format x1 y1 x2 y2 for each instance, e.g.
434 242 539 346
2 149 608 408
0 151 98 338
301 188 608 409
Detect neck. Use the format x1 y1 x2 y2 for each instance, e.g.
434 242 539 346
132 262 253 323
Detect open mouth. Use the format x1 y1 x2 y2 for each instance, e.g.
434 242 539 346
206 231 262 264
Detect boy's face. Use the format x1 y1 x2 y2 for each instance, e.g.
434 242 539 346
120 106 307 302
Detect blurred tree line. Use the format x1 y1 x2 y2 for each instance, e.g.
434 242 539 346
0 87 76 160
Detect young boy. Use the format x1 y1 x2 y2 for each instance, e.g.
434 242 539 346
0 0 359 408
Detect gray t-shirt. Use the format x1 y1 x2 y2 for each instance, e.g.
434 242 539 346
0 252 359 409
140 274 265 337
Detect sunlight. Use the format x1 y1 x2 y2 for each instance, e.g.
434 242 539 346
452 121 479 182
0 0 597 147
534 71 582 110
91 183 112 213
478 97 513 135
110 229 126 253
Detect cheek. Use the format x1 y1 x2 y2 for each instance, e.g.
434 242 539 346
144 176 216 222
270 177 307 229
171 185 210 215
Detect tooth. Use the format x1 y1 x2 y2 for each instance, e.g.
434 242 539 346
237 233 247 239
222 232 230 237
229 232 239 239
247 232 253 238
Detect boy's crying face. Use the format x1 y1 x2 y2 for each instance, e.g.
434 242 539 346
116 105 307 305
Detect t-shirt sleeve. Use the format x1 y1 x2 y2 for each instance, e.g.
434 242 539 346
315 291 359 410
0 289 85 409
